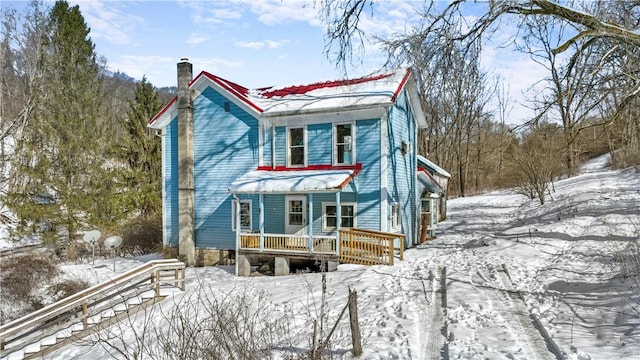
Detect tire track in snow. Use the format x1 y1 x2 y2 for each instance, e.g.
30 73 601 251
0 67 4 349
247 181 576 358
424 267 448 360
494 264 560 360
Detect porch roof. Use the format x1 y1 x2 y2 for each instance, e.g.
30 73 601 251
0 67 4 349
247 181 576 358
418 169 443 195
228 166 360 194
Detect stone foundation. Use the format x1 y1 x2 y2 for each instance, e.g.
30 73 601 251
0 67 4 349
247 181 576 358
196 248 235 266
162 246 235 266
162 246 178 259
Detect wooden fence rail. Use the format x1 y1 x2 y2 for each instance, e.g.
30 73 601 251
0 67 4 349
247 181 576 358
0 259 186 354
339 228 404 265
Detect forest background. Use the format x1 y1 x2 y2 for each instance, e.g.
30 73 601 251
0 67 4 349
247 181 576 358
1 0 639 245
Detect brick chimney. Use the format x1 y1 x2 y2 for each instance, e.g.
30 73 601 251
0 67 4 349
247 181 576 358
177 58 195 266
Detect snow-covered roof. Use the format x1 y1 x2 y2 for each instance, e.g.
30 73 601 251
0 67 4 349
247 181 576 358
228 168 359 194
149 68 426 128
418 170 443 195
417 155 451 178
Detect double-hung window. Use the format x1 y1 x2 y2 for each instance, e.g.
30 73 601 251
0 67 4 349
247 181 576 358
232 200 252 231
288 127 305 167
334 123 354 165
323 203 356 231
391 203 401 230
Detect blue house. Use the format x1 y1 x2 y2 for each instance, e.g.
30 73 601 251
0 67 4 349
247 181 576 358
149 60 440 274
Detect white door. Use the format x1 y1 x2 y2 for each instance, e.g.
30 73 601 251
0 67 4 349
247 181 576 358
285 195 306 234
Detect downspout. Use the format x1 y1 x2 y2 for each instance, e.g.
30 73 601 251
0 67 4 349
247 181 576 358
234 194 240 275
177 58 196 266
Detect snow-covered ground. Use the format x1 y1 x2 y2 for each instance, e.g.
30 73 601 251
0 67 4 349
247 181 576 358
6 154 640 359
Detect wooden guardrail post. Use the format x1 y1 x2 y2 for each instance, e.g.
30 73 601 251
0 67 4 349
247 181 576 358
82 302 88 330
349 288 362 356
181 267 186 291
155 270 161 297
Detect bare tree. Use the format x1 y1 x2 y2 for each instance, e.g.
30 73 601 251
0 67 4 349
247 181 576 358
506 121 564 204
320 0 640 175
0 1 48 145
519 15 610 173
321 0 640 66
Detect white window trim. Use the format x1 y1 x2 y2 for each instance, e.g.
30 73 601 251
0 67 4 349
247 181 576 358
286 126 307 168
322 202 357 232
232 199 252 231
333 122 356 166
391 202 401 230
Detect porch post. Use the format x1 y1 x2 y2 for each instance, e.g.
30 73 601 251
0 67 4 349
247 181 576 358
335 191 341 256
308 193 313 254
259 194 264 252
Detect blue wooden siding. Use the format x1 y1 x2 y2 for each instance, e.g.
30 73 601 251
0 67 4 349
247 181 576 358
192 87 259 249
263 195 285 233
163 86 420 250
163 119 179 247
308 123 332 164
353 118 381 231
387 88 417 246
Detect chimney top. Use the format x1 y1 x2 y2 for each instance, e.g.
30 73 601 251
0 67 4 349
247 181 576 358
180 57 189 62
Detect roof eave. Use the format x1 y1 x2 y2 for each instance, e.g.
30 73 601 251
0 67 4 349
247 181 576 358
403 71 428 128
190 72 263 116
261 101 393 120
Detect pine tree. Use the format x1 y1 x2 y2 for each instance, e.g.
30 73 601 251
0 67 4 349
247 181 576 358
6 0 107 242
116 77 163 218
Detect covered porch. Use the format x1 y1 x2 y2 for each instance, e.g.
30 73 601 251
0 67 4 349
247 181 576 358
228 166 404 275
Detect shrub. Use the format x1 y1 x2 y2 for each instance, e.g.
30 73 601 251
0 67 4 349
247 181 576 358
121 215 162 256
0 253 90 323
0 253 60 322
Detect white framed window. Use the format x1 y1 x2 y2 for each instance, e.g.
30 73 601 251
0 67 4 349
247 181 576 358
232 200 252 231
391 203 401 230
322 202 356 231
334 123 355 165
421 199 431 214
287 126 306 167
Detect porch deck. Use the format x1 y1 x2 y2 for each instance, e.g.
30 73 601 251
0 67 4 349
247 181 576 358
239 228 404 266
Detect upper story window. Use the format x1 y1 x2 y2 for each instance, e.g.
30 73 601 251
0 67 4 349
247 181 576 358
288 127 306 167
335 123 354 165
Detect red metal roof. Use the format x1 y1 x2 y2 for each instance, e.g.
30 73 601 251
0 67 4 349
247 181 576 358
258 73 394 99
148 68 413 127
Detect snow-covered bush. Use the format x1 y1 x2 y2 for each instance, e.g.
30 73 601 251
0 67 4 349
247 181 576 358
0 253 89 324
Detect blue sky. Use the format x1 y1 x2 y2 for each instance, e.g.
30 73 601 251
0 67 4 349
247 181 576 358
5 0 548 123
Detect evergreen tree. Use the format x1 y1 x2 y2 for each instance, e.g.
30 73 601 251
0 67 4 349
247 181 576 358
116 77 163 218
6 0 107 242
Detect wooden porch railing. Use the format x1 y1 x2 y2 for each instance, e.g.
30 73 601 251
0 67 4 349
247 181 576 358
339 228 404 266
241 229 404 266
240 233 336 254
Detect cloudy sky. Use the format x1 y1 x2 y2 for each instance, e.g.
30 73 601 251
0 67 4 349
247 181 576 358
5 0 549 124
